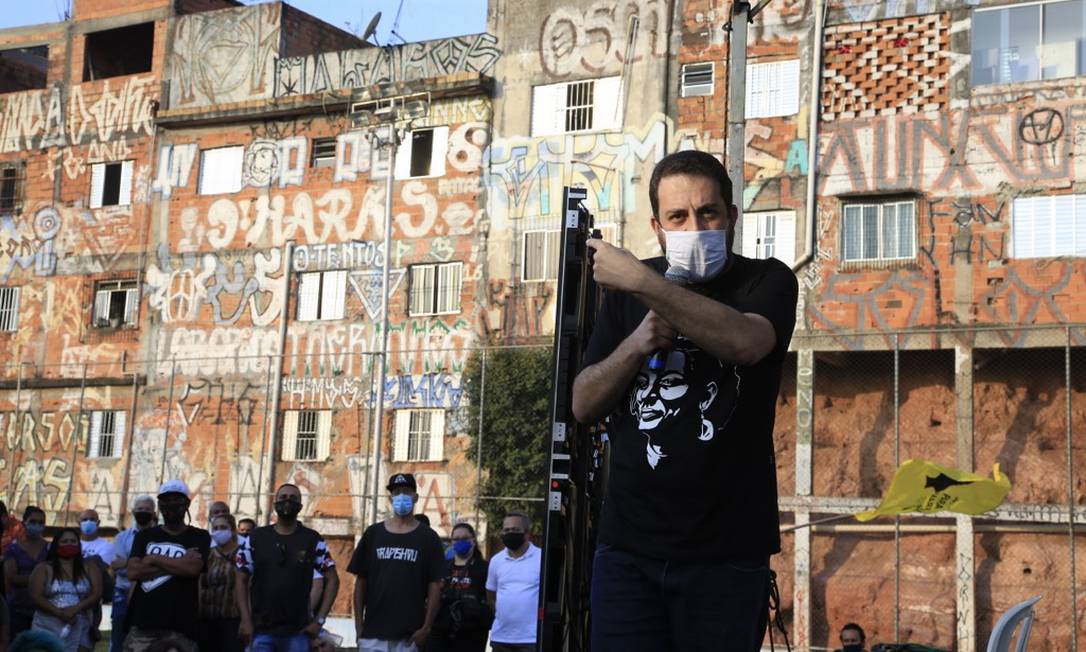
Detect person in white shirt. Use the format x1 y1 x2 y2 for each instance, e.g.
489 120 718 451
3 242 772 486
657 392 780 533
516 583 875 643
110 496 157 652
485 512 540 652
79 509 115 565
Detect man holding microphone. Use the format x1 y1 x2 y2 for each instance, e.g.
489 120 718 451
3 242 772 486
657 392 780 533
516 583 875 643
573 150 798 651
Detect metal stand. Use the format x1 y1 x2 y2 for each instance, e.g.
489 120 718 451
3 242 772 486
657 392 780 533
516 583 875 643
538 187 606 652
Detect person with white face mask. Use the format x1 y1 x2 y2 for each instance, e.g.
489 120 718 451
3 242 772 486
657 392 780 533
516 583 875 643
198 514 243 651
573 150 799 652
349 473 444 652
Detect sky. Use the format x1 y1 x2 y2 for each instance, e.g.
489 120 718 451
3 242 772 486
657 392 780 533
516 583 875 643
0 0 489 43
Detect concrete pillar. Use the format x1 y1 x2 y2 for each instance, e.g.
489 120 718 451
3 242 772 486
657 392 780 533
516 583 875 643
794 348 814 650
954 346 975 652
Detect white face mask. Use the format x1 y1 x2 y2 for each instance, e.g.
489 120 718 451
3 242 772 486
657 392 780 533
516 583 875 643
662 229 728 283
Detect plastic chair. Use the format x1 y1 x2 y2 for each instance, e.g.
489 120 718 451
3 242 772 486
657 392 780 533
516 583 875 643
986 595 1042 652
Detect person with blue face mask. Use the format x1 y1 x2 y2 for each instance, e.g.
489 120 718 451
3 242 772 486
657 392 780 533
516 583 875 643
574 150 799 652
429 523 491 652
349 473 445 652
77 509 114 566
3 506 49 640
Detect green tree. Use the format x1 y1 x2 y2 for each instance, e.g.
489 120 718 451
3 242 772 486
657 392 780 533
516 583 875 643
464 346 552 535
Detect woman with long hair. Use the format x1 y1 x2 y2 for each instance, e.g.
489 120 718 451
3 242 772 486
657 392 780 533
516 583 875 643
428 523 492 652
3 507 48 641
27 528 101 651
198 514 244 652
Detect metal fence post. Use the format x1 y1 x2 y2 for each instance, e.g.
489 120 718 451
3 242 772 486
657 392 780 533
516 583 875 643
893 336 901 642
474 346 487 532
1066 328 1078 652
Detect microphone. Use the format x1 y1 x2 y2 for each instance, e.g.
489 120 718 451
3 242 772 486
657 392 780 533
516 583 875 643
648 267 688 370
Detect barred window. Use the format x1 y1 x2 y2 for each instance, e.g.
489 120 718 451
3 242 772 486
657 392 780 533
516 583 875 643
0 287 19 332
531 76 622 136
88 410 126 458
311 137 337 168
841 200 916 262
281 410 332 462
0 162 25 214
409 262 462 316
392 409 445 462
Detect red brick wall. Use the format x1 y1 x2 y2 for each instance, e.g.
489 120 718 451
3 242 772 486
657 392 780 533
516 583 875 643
280 4 365 58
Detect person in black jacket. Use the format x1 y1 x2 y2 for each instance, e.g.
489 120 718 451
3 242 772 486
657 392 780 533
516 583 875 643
427 523 491 652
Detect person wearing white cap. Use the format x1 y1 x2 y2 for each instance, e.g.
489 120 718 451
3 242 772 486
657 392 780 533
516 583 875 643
122 480 211 652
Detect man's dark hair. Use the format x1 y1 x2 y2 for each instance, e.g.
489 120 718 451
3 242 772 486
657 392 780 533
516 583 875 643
415 514 431 527
841 623 866 642
648 150 734 218
22 506 45 522
238 517 257 528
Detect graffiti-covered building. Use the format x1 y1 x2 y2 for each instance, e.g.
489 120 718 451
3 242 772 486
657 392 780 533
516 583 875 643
487 0 1085 649
0 0 499 617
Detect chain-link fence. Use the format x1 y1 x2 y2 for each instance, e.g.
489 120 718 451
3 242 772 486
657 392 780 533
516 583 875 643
0 329 1082 649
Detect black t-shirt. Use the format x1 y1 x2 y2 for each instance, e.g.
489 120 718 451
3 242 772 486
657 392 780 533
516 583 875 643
583 254 798 562
348 522 444 640
434 555 492 637
126 525 211 637
237 524 335 635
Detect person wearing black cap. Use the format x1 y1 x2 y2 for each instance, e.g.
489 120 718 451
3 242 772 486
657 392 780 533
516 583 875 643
349 473 444 652
123 480 210 652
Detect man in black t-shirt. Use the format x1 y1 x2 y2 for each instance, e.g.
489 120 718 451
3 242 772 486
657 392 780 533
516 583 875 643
123 480 210 652
236 483 339 652
349 473 444 652
574 150 798 651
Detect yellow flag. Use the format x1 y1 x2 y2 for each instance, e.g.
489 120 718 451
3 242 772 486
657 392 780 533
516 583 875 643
855 459 1011 522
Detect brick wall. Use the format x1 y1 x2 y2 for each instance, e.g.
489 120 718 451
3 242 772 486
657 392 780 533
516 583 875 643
280 4 365 58
821 13 950 121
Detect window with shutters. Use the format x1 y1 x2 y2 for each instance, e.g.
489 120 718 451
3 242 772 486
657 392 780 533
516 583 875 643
746 59 800 119
311 137 337 168
88 410 125 458
531 76 623 136
1012 194 1086 258
281 409 332 462
742 211 797 267
89 161 133 208
0 287 19 332
409 262 462 316
0 162 25 214
394 127 448 179
522 225 617 282
681 62 715 97
92 279 138 329
841 200 916 262
972 0 1086 86
392 409 445 462
198 146 244 195
295 270 347 321
523 230 561 282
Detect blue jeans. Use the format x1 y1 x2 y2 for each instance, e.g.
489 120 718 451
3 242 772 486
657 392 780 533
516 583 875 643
590 544 770 652
110 586 129 652
251 633 310 652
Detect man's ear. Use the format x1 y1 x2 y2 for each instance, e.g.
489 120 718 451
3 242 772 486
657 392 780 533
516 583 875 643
650 217 662 236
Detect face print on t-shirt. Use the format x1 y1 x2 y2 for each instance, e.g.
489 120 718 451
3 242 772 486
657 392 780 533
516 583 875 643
628 338 740 469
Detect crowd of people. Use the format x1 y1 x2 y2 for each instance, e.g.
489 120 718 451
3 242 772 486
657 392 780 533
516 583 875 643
0 473 541 652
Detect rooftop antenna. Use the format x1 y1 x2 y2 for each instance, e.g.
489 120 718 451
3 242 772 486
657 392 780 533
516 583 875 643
362 11 382 45
390 0 408 44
